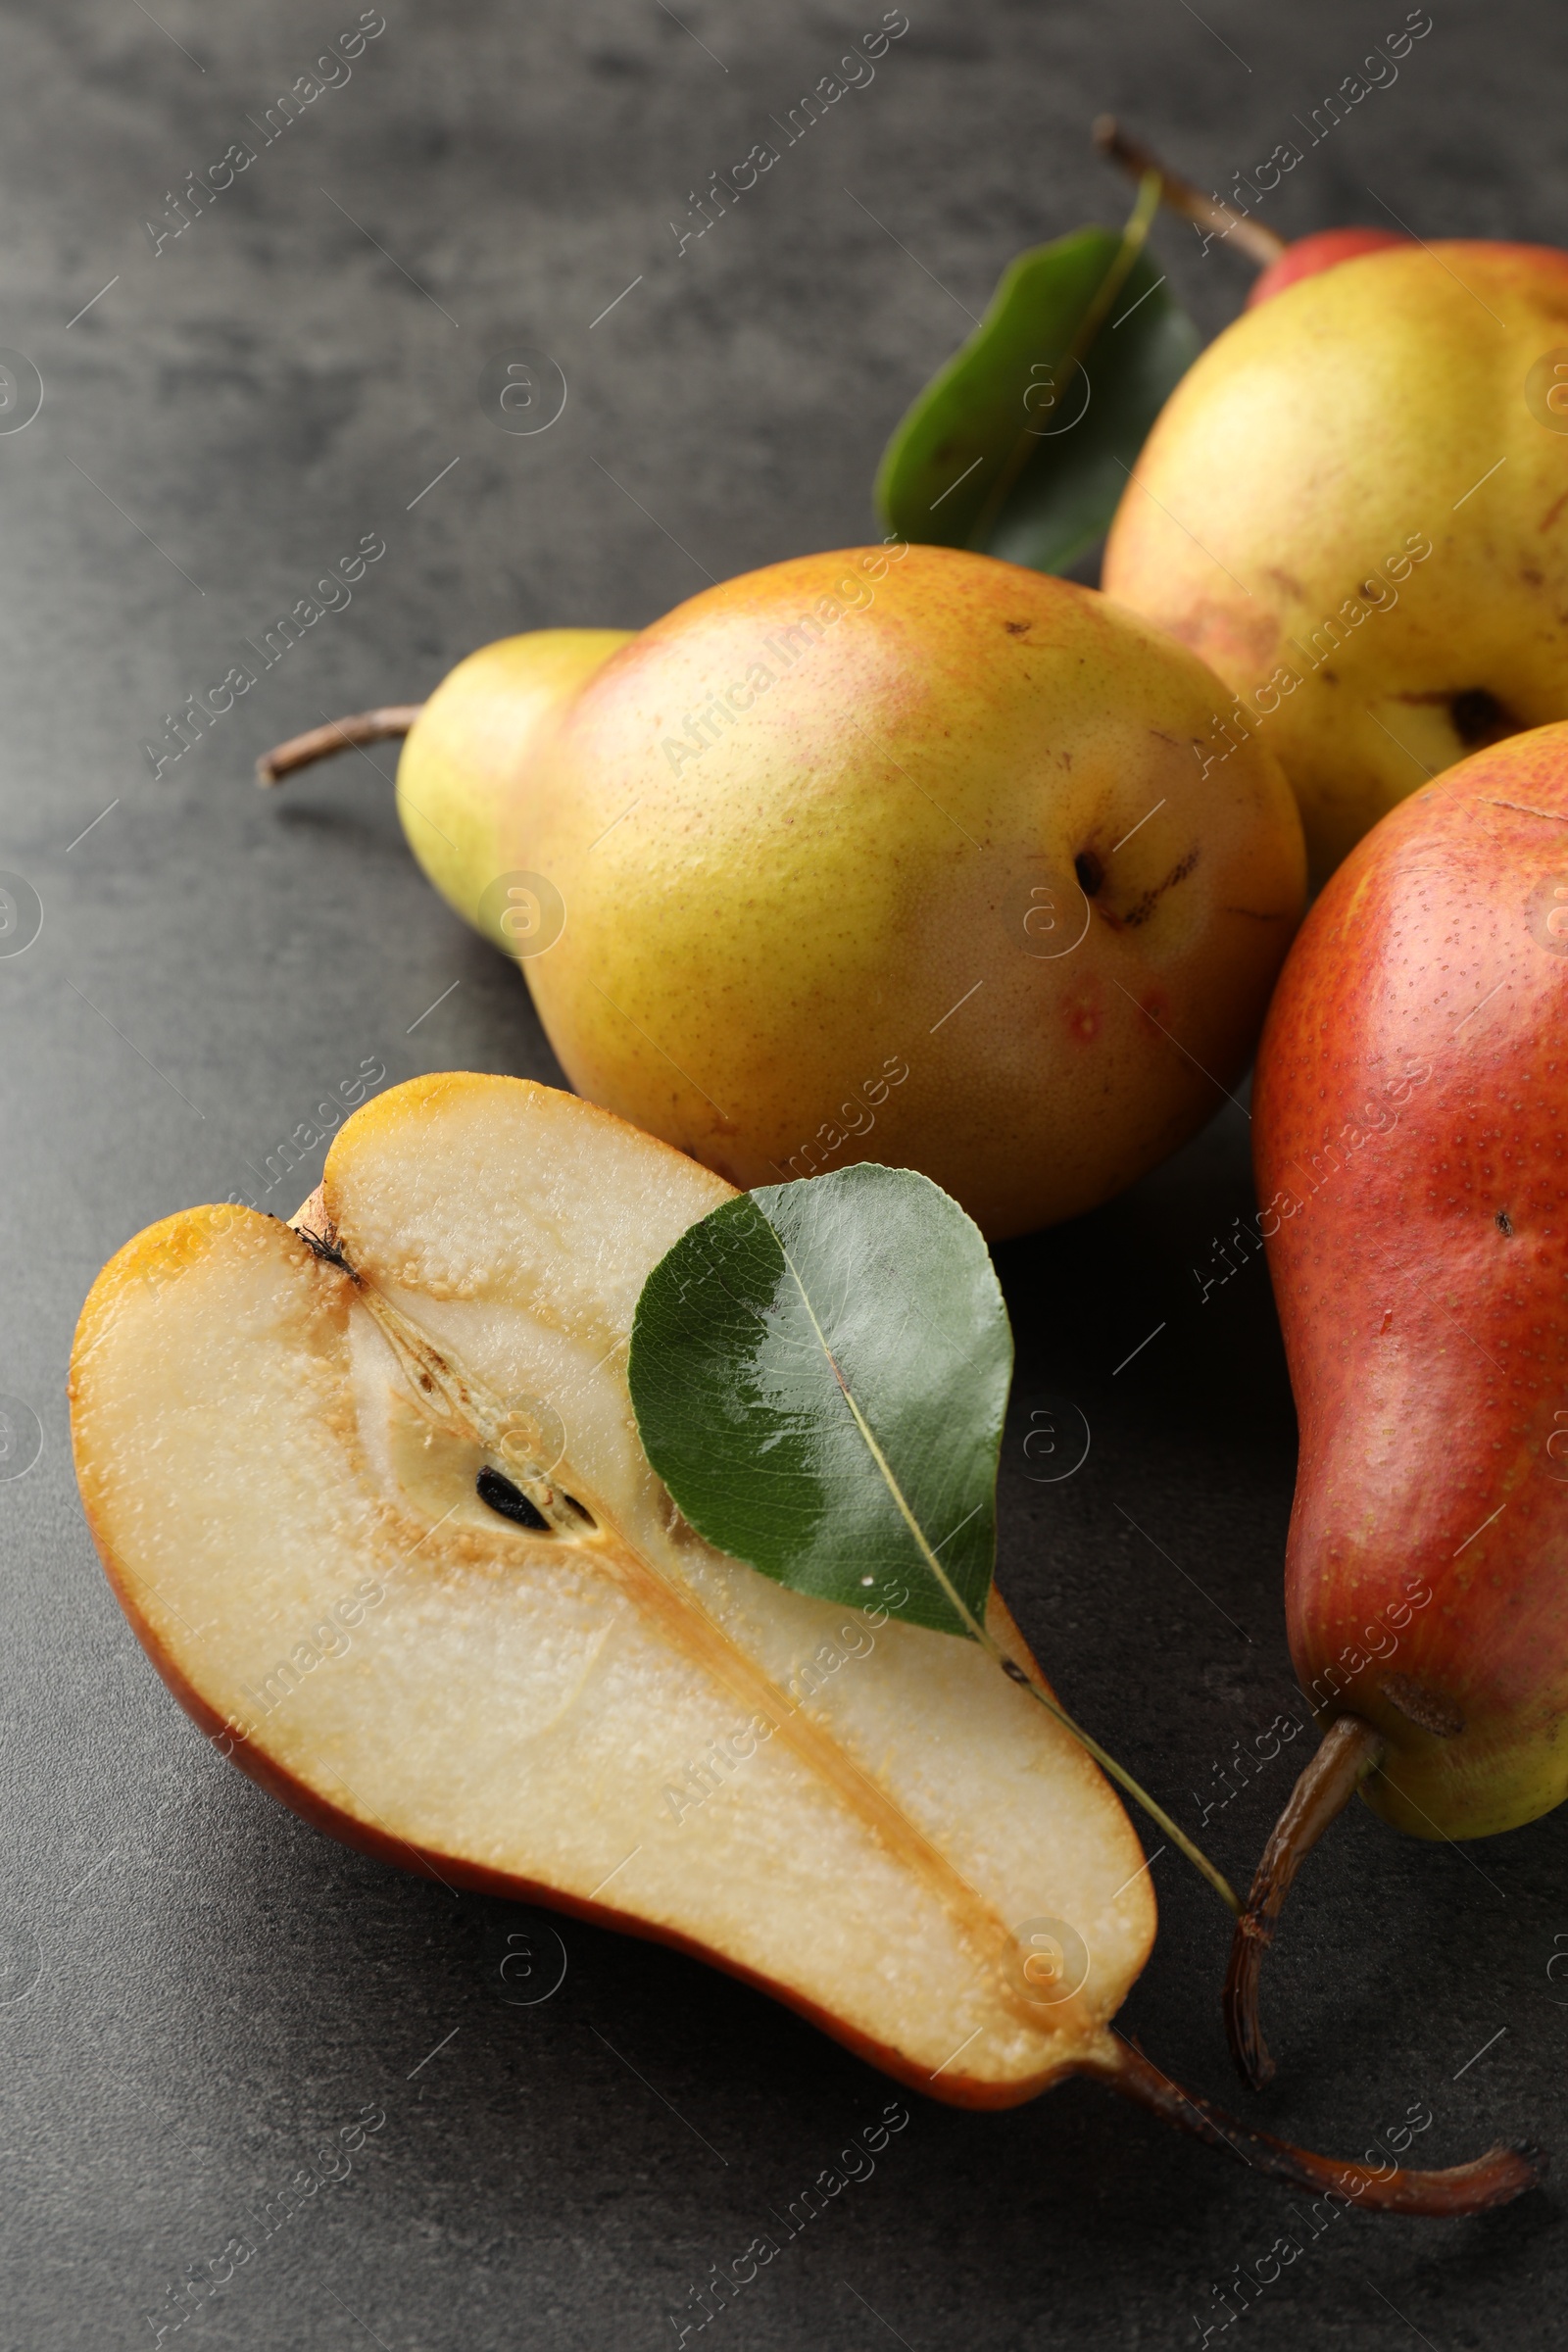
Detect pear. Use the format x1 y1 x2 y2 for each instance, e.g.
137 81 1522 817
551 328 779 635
1223 723 1568 2086
70 1073 1537 2208
1102 240 1568 883
262 547 1306 1241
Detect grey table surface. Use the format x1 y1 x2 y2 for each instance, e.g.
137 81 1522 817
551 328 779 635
3 1 1565 2345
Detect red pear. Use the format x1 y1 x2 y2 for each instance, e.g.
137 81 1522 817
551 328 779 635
1224 723 1568 2085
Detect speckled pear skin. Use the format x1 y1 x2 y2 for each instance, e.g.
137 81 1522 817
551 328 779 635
1104 243 1568 884
505 543 1303 1240
1254 724 1568 1838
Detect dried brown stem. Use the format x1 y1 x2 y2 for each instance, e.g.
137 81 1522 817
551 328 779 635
1095 2037 1542 2216
1224 1714 1387 2089
255 707 424 786
1092 116 1287 268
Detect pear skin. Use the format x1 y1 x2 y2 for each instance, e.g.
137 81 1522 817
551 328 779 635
396 629 632 947
508 544 1304 1239
1102 242 1568 882
1255 724 1568 1840
1243 226 1406 309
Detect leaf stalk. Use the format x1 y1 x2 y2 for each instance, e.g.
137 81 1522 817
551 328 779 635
783 1240 1240 1916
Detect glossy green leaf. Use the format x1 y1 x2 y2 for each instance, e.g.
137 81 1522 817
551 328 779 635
874 178 1201 575
628 1163 1242 1916
627 1165 1009 1640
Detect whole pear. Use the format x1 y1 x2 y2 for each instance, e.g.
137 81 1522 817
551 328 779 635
1102 243 1568 882
1089 117 1402 315
1256 722 1568 1841
499 545 1304 1238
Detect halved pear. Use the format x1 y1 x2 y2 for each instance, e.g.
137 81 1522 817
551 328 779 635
72 1072 1151 2105
66 1076 1544 2204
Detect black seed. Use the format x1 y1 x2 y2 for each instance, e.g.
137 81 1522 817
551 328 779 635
1074 850 1104 898
560 1493 597 1527
1001 1657 1031 1685
477 1466 550 1531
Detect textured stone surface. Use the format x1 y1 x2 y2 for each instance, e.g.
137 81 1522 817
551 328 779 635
2 0 1565 2344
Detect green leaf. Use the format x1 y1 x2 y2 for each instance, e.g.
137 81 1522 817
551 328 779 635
629 1163 1243 1919
627 1165 1009 1640
874 175 1201 574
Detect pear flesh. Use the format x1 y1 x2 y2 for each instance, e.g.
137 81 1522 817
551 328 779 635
71 1072 1155 2105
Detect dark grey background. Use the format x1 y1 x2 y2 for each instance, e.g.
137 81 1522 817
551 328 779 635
2 1 1564 2344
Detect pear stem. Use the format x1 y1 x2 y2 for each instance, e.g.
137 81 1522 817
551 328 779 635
1095 2035 1543 2216
255 707 424 787
1092 116 1287 268
1224 1713 1387 2089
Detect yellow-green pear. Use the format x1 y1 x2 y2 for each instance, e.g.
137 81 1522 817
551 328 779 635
1102 241 1568 883
513 547 1303 1237
264 547 1305 1240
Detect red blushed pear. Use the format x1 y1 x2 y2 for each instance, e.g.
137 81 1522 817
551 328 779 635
1223 723 1568 2089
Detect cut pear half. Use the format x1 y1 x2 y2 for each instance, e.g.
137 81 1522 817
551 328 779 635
73 1073 1147 2102
67 1076 1544 2204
